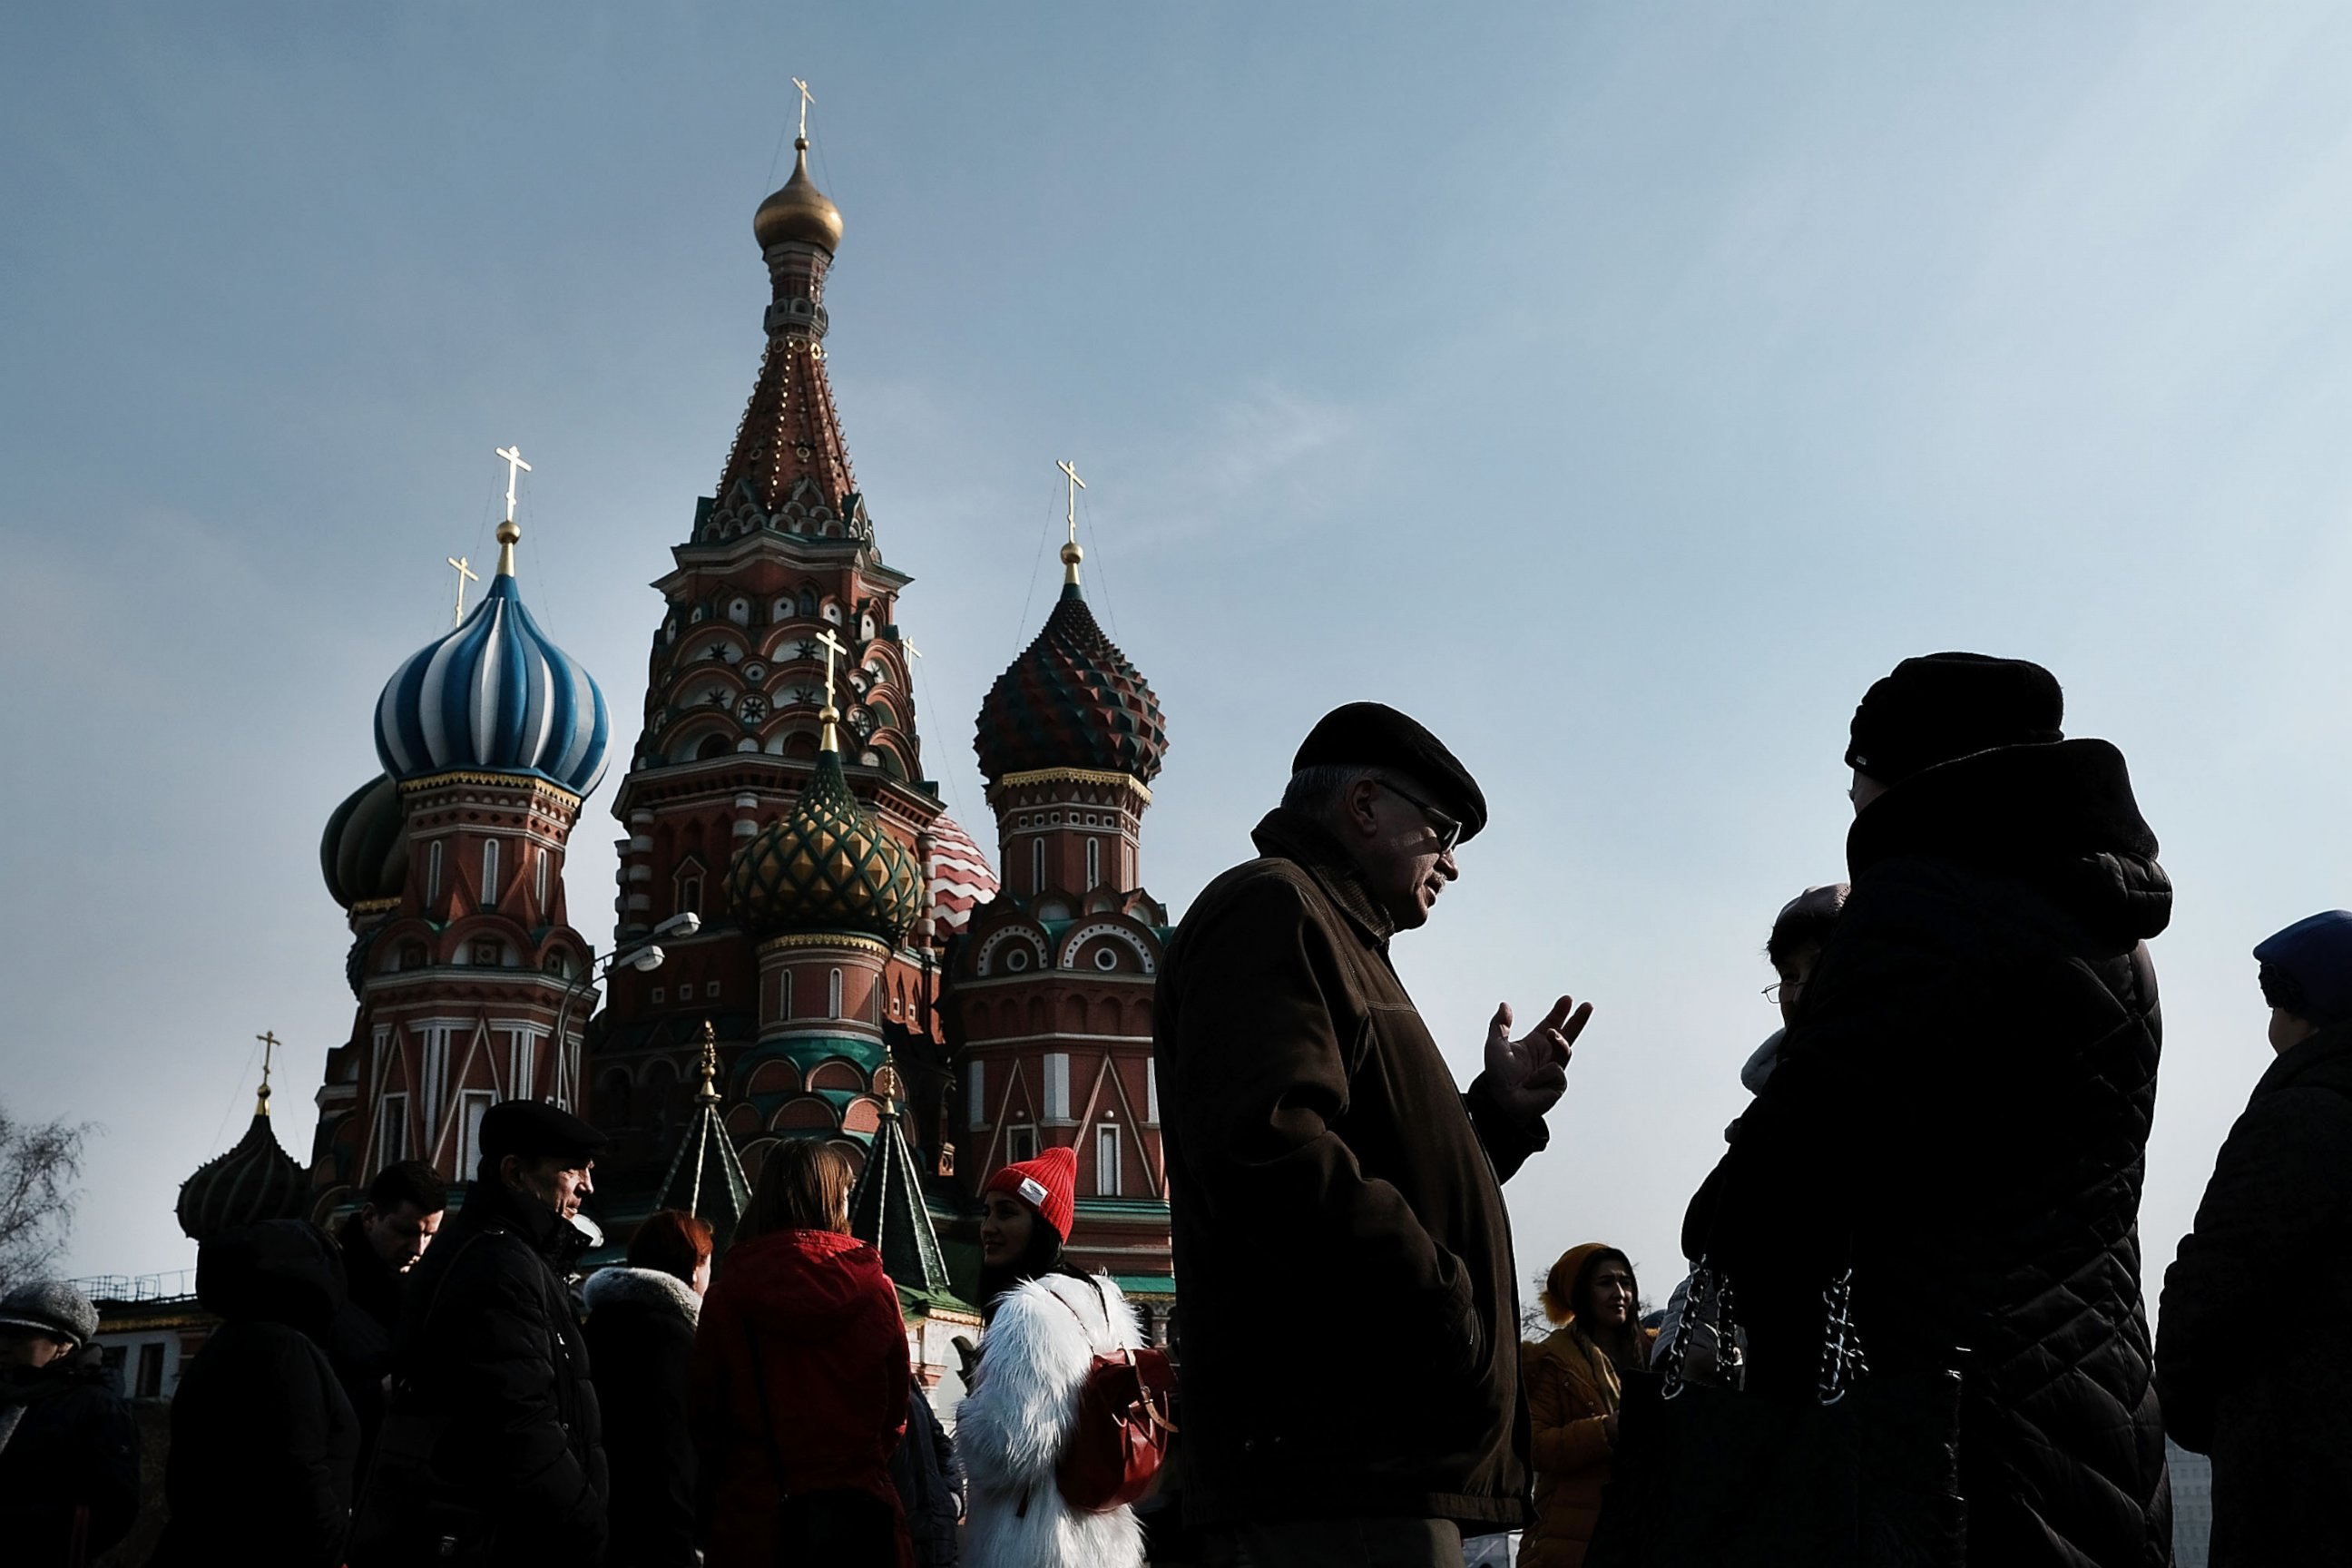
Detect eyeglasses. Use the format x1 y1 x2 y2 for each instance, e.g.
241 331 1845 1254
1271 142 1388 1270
1761 983 1785 1004
1374 779 1463 854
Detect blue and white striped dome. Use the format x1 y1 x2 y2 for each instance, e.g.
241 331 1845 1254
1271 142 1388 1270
374 571 611 796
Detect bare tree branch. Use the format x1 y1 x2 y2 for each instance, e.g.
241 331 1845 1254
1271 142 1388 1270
0 1103 98 1288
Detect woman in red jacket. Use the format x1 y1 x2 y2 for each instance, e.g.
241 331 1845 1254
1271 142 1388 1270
689 1142 912 1568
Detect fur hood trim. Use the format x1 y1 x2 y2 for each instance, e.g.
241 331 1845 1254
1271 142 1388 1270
956 1272 1146 1568
583 1263 701 1327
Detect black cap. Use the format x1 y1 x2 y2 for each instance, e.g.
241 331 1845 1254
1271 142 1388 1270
478 1100 607 1167
1293 702 1488 843
1845 652 2063 787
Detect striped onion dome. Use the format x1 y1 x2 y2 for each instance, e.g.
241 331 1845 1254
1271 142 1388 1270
176 1087 311 1242
320 773 407 909
374 569 611 796
975 581 1167 785
726 749 925 944
922 811 997 938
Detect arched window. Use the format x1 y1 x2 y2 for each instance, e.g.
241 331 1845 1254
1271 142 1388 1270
426 840 444 902
1031 839 1044 894
681 876 702 914
696 734 731 761
799 586 818 616
728 597 750 625
1085 838 1101 888
481 839 500 909
828 967 844 1019
534 849 549 911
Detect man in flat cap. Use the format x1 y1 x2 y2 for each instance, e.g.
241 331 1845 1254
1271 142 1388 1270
353 1101 608 1567
1154 701 1590 1565
1681 653 2171 1567
2160 910 2352 1568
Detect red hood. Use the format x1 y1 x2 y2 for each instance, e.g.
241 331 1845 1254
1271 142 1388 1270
717 1228 895 1336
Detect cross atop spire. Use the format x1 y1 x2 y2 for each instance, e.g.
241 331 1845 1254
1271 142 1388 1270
493 446 531 577
255 1030 281 1115
1057 458 1086 585
792 76 816 142
813 627 850 750
446 555 480 625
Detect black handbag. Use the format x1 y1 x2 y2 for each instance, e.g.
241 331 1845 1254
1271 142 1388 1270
1584 1261 1965 1568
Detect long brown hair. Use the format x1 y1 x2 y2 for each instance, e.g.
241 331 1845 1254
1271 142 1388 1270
628 1209 714 1283
740 1140 854 1241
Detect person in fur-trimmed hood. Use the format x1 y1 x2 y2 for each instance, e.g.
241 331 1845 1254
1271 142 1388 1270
1522 1244 1654 1568
956 1146 1147 1568
584 1210 710 1568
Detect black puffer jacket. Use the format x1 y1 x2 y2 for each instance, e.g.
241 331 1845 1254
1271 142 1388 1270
889 1386 962 1568
1685 740 2172 1568
372 1177 607 1567
331 1210 405 1483
154 1218 362 1568
582 1265 699 1568
2158 1019 2352 1567
0 1341 139 1565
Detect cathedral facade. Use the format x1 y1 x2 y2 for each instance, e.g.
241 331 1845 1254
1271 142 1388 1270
291 132 1175 1310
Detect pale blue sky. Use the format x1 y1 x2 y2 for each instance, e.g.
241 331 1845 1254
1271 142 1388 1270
7 5 2352 1309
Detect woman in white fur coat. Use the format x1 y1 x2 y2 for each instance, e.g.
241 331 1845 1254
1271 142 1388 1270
956 1146 1146 1568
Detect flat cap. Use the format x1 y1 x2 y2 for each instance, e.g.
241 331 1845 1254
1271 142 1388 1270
2255 910 2352 1026
478 1099 607 1167
1294 701 1488 844
0 1279 99 1348
1846 652 2063 787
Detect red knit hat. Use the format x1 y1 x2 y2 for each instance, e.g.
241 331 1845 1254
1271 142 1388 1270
983 1145 1076 1243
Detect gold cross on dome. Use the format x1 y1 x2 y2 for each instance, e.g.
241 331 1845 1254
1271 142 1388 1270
1057 459 1085 547
254 1030 282 1114
495 446 532 524
813 627 849 709
446 555 479 625
792 77 815 142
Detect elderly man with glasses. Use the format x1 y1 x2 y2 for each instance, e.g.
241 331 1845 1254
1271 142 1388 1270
1153 701 1591 1568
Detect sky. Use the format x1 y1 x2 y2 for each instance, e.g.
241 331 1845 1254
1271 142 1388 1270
7 4 2352 1312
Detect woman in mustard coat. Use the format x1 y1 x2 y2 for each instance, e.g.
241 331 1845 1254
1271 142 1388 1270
1521 1243 1652 1568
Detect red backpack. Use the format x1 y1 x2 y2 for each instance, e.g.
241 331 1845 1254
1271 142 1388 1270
1048 1280 1179 1513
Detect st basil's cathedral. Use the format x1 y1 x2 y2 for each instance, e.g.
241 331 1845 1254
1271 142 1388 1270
177 128 1178 1342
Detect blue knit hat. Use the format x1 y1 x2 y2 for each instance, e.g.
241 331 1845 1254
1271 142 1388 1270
2254 911 2352 1025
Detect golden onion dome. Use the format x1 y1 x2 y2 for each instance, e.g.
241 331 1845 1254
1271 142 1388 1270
753 138 843 254
725 749 922 944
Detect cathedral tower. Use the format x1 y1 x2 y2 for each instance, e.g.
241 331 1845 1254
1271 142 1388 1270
309 485 612 1191
588 132 995 1208
956 503 1173 1292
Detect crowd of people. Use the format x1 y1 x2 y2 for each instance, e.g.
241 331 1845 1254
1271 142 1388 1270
0 654 2346 1567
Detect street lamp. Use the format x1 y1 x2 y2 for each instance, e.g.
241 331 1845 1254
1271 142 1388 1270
548 911 704 1102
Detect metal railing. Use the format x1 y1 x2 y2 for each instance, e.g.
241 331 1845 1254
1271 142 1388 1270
67 1270 196 1305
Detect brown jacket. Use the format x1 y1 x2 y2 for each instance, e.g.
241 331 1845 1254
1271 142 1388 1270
1521 1323 1655 1568
1152 808 1550 1529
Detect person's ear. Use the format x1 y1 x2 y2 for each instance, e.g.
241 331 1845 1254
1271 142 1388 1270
1343 777 1382 841
499 1153 524 1190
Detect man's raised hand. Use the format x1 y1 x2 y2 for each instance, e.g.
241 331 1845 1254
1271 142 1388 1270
1483 995 1592 1122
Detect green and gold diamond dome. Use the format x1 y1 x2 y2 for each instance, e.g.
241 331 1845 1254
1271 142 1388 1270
726 750 924 944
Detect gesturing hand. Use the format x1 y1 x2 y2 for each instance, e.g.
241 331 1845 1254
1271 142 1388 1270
1483 995 1592 1122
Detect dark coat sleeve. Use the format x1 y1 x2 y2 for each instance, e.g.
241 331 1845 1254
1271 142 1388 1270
245 1329 359 1567
1464 1072 1552 1182
1165 871 1481 1354
2158 1083 2352 1452
437 1244 605 1559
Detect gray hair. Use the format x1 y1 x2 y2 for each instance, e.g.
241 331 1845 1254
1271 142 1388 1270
1281 763 1385 822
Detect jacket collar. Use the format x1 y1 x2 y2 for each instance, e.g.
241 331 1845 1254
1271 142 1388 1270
456 1173 576 1264
1251 807 1396 948
2255 1016 2352 1097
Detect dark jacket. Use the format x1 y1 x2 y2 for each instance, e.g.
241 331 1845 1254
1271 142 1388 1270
373 1177 607 1568
889 1387 961 1568
153 1218 362 1568
1683 740 2172 1568
2158 1018 2352 1567
331 1210 404 1482
583 1265 701 1568
0 1341 139 1566
1152 807 1552 1530
689 1226 911 1568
